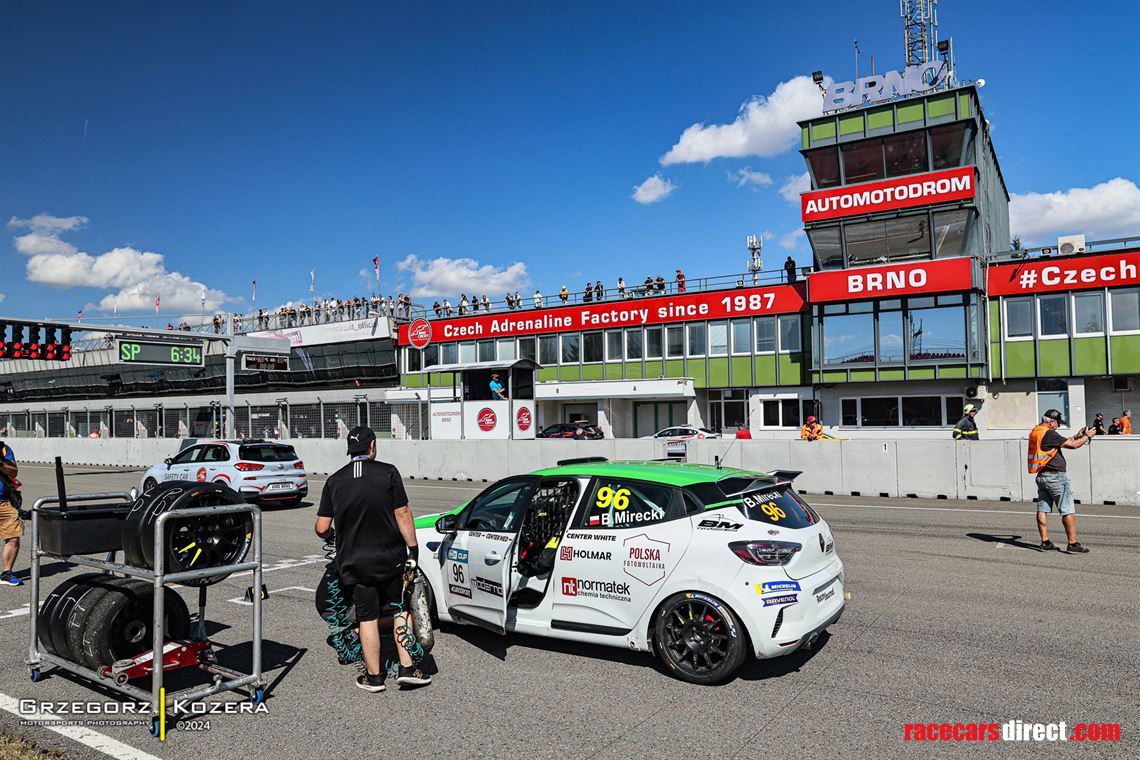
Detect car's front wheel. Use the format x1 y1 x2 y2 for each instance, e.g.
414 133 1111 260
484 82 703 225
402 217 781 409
652 592 748 685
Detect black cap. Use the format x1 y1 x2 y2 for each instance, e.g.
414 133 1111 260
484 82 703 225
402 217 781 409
1042 409 1066 425
346 426 376 456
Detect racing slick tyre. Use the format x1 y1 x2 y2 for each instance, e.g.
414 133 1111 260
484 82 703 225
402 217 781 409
652 592 748 685
65 576 142 667
77 580 192 670
122 481 252 587
39 573 106 658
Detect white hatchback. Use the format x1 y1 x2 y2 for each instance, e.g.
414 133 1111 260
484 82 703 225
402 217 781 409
141 439 309 506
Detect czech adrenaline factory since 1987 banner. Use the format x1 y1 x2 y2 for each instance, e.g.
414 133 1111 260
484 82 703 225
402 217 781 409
801 166 975 223
396 284 807 346
987 249 1140 296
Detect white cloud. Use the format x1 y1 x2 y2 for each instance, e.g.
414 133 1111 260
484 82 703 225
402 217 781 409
396 254 530 299
660 75 827 165
1009 178 1140 243
631 174 676 205
0 293 5 304
8 213 230 314
779 229 806 250
779 172 811 204
728 167 773 189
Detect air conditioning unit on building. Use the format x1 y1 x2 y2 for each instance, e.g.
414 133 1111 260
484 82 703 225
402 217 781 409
1057 234 1086 255
1112 376 1133 393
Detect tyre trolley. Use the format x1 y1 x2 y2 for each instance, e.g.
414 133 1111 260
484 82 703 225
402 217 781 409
25 472 265 737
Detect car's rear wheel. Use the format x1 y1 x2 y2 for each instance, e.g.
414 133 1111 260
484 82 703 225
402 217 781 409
652 592 748 685
142 477 158 493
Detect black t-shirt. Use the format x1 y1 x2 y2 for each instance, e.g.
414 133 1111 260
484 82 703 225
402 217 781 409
1039 430 1067 472
317 458 409 585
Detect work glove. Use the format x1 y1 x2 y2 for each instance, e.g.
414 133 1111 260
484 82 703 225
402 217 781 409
405 544 419 571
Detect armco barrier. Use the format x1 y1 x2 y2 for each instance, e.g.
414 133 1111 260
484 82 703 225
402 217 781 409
9 436 1138 505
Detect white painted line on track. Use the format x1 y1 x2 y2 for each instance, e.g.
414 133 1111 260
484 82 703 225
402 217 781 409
0 603 30 620
227 586 315 606
0 692 162 760
261 556 327 574
812 502 1140 519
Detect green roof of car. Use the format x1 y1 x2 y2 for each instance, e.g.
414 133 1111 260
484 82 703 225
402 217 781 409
532 460 773 486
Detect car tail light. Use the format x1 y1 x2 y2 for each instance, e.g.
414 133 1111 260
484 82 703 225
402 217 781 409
729 540 801 566
293 461 304 469
235 462 264 471
697 432 705 439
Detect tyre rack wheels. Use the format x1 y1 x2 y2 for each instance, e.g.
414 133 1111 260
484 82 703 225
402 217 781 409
122 481 252 586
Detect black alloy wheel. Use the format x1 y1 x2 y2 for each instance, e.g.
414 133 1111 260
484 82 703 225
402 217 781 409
653 592 747 685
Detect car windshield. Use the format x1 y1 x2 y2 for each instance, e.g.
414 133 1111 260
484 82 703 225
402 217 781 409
239 444 299 462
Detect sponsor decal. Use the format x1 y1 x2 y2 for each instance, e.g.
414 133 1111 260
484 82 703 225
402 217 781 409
809 258 974 303
684 592 738 636
816 587 837 604
697 516 743 531
396 285 806 344
761 593 798 607
756 580 801 595
559 577 631 603
477 407 497 432
987 250 1140 296
565 531 616 542
407 318 432 349
196 467 208 482
516 406 532 431
622 533 670 586
474 576 503 597
801 166 975 223
448 583 472 599
446 548 468 564
558 545 612 562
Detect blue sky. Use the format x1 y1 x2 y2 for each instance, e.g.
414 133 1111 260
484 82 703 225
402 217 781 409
2 0 1137 322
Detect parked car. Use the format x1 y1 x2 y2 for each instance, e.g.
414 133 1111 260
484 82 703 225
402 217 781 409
140 439 308 506
413 458 845 684
641 426 721 455
537 422 605 440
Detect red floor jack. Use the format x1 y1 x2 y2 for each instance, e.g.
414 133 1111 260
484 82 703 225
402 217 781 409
98 639 244 686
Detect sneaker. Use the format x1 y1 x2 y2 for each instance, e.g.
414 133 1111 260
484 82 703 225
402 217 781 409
396 665 431 688
0 572 22 586
355 673 386 692
1038 540 1057 552
1066 542 1089 554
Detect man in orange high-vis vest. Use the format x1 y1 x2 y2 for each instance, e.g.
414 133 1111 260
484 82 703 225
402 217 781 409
1029 409 1095 554
1121 409 1132 435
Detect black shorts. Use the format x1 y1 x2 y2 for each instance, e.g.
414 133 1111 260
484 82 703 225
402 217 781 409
350 574 405 623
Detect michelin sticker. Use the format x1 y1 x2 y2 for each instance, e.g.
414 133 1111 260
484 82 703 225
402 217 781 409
755 580 800 595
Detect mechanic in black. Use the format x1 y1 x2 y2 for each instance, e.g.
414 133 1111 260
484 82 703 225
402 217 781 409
314 426 431 691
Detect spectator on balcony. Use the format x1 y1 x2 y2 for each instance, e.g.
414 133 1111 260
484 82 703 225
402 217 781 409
675 269 686 293
534 290 543 308
442 298 453 317
433 301 442 318
594 281 603 301
655 274 666 293
583 282 593 303
458 294 469 315
784 255 798 283
559 285 569 304
471 295 480 313
513 291 521 310
481 295 491 312
504 292 514 310
642 275 654 295
617 277 626 299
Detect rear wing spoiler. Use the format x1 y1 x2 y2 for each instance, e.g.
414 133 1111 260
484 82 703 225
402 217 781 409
770 469 802 483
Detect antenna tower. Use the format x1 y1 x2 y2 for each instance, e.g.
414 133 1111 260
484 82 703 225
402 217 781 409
900 0 939 67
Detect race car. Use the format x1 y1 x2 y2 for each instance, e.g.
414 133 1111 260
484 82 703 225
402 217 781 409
140 439 308 506
413 458 845 684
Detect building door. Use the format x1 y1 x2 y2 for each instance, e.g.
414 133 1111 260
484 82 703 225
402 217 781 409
633 402 687 437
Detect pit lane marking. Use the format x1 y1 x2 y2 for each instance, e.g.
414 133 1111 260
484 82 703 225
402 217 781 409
0 603 29 620
227 586 315 606
0 692 162 760
811 502 1140 519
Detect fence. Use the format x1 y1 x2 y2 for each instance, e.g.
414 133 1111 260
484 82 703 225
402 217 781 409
0 400 396 441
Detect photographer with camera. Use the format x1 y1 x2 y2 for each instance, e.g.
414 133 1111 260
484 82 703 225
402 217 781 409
1027 410 1095 554
0 440 23 586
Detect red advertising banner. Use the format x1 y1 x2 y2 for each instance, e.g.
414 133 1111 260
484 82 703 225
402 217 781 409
808 258 975 303
396 284 807 345
801 166 975 223
987 250 1140 296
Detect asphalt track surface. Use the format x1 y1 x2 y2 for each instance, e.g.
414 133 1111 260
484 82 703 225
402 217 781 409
0 462 1136 759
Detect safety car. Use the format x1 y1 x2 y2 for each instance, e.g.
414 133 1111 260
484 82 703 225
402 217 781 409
140 439 308 506
414 458 844 684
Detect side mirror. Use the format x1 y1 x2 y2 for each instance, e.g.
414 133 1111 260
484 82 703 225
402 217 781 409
435 514 458 534
164 458 173 467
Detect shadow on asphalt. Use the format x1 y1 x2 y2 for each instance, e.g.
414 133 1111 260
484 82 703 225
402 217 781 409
12 561 76 581
439 623 828 684
966 532 1042 550
257 499 314 513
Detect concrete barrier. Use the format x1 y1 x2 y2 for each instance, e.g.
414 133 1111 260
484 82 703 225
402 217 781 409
9 436 1139 506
